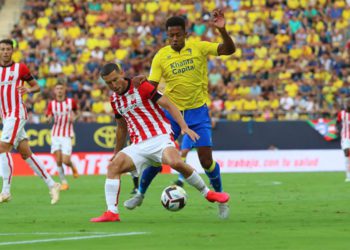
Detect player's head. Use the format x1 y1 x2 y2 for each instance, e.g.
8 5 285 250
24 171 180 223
0 39 14 64
100 63 127 94
166 16 187 52
54 82 66 99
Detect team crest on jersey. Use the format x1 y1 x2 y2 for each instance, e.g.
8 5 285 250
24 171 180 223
167 55 171 59
9 72 15 77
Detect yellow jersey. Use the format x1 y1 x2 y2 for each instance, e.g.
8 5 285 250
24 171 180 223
149 41 219 110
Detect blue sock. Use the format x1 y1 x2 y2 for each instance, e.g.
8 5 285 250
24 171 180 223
178 173 185 182
139 166 162 194
204 161 222 192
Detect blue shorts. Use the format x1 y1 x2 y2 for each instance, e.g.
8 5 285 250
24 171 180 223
164 104 212 149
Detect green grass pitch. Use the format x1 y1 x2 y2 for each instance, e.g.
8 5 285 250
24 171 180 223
0 173 349 250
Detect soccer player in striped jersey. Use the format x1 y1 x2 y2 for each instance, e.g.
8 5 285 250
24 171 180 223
0 39 60 204
46 82 80 190
337 104 350 182
90 63 230 222
125 10 235 219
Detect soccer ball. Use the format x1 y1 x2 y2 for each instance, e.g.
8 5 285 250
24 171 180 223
161 185 187 212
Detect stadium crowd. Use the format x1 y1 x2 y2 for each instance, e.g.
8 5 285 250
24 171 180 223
8 0 350 123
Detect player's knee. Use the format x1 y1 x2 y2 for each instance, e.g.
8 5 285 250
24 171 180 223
62 159 71 166
107 162 122 177
20 152 31 160
199 157 213 169
169 159 185 171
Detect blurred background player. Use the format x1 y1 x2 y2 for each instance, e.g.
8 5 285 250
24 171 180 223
337 100 350 182
91 63 229 222
124 9 235 219
0 39 60 204
46 82 80 190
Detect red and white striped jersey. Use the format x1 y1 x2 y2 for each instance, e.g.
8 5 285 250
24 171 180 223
0 62 33 119
110 78 172 144
46 98 77 138
337 110 350 139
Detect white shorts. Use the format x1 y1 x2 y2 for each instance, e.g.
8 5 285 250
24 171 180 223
1 117 27 149
121 134 175 174
341 139 350 150
51 136 73 155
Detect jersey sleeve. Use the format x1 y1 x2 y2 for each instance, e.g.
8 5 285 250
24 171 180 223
138 81 162 102
46 101 52 116
110 96 122 119
337 111 342 122
148 52 163 83
197 41 219 56
19 63 34 82
71 99 78 111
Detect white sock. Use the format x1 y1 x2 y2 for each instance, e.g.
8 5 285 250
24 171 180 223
0 153 13 194
25 154 55 188
105 178 120 214
345 157 350 179
57 166 67 184
185 171 209 196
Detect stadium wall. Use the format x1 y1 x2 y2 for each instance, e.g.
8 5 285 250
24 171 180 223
2 121 340 152
1 122 342 176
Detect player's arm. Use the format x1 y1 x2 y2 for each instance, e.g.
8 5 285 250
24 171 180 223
114 117 128 155
213 9 236 55
17 63 41 94
45 101 53 123
71 99 81 122
148 51 162 88
156 95 199 142
336 111 342 136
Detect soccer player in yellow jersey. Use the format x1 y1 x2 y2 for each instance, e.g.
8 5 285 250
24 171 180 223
124 10 235 219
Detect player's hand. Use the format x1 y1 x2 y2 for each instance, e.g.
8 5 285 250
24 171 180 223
17 86 30 95
181 127 200 142
212 9 225 29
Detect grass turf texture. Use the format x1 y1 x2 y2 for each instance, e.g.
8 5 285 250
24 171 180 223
0 173 349 250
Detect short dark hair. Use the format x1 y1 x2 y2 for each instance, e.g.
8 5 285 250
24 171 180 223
166 16 186 31
0 39 13 48
100 63 120 77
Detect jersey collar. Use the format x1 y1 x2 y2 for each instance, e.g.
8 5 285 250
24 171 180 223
0 61 14 67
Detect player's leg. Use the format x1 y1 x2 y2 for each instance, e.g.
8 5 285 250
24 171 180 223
136 112 182 195
62 137 78 178
0 142 13 202
173 137 192 187
17 139 61 204
123 162 162 210
197 146 222 192
130 171 139 194
54 149 69 190
0 118 19 202
343 148 350 182
162 146 229 204
90 151 138 222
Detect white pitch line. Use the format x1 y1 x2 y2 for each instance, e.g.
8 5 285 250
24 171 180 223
0 232 116 236
0 232 148 246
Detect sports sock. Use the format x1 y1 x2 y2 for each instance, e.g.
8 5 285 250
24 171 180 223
345 157 350 179
132 176 139 189
139 166 162 194
204 161 223 192
0 153 13 194
185 171 209 196
26 154 55 188
105 178 120 214
57 166 67 184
